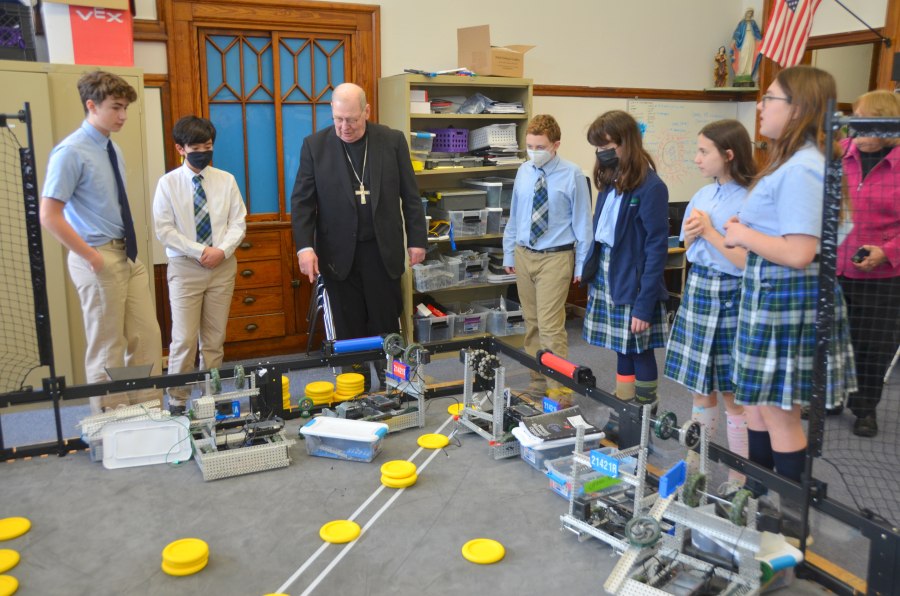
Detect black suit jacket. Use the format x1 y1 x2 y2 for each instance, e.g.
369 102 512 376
290 121 427 280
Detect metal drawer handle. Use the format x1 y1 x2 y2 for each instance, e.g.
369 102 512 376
240 241 253 249
241 269 254 277
243 296 256 304
245 324 258 331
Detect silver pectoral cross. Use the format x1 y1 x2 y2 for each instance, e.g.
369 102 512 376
356 182 370 204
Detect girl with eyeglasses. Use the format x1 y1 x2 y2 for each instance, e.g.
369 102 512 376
722 66 857 483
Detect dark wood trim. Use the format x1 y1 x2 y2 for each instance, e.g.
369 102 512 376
142 74 178 172
877 0 900 90
806 28 884 50
533 85 758 102
755 0 779 169
134 19 168 42
870 42 883 92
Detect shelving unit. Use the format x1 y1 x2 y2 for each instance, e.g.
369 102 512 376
378 74 533 348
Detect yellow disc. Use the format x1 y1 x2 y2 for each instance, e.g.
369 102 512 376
461 539 505 564
162 538 209 567
447 403 465 415
0 551 18 574
0 519 29 542
381 460 416 479
417 434 449 449
305 381 334 396
319 520 360 544
336 373 365 384
161 557 208 576
0 575 17 596
282 376 290 387
381 473 417 488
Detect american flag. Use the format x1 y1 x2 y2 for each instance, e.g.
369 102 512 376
758 0 822 67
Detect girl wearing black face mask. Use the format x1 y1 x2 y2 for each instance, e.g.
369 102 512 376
580 110 671 407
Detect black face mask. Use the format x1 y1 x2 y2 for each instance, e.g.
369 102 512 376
596 148 619 170
186 150 213 171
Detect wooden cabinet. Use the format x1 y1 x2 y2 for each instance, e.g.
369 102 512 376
378 74 533 348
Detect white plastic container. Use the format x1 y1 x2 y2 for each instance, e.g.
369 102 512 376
300 417 388 463
468 123 517 151
101 416 193 469
512 425 605 471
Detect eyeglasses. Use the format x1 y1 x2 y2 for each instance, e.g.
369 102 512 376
760 95 791 107
333 115 363 126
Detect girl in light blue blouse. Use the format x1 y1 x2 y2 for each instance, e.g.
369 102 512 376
722 66 857 484
664 120 757 480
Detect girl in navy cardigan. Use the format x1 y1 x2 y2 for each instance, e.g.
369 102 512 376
581 111 670 406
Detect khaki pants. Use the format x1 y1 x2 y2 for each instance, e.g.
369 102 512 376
166 254 237 376
514 245 574 390
67 240 163 384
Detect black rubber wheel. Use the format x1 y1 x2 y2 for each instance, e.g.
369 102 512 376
625 516 661 547
383 334 404 358
683 472 707 508
299 397 314 411
404 343 425 366
680 420 702 450
654 411 677 440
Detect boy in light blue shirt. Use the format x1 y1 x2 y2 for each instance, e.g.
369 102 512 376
40 71 162 383
503 115 592 404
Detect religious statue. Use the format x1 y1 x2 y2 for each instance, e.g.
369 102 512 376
714 46 728 87
730 8 762 87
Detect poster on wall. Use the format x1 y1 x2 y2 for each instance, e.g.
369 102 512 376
627 100 739 203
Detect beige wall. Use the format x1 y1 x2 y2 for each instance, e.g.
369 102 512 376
812 44 875 105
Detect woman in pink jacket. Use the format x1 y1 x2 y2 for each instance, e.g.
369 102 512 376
838 90 900 438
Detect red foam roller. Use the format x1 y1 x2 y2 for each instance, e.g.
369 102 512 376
540 352 578 378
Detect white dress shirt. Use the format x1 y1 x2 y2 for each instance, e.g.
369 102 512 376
153 161 247 260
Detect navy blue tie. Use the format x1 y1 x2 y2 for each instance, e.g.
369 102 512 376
106 141 138 262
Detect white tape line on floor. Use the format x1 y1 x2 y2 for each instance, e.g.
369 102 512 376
276 414 456 595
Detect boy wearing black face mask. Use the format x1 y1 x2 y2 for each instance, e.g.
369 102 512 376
152 116 247 411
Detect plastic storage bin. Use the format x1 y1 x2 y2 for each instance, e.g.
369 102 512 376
428 208 488 238
0 3 36 62
411 257 463 292
544 447 637 499
468 124 517 151
412 314 455 343
428 128 469 153
445 250 489 285
514 429 604 471
472 298 526 336
444 301 488 337
425 188 487 211
485 208 504 234
300 417 388 462
425 156 483 170
462 177 515 209
410 131 435 153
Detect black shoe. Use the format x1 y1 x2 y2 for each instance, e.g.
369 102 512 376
800 405 844 420
628 394 659 408
852 414 878 437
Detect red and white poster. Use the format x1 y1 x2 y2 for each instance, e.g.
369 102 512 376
42 2 134 67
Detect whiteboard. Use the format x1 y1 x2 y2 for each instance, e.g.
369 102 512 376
627 100 739 203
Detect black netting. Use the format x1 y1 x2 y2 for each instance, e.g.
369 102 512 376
0 124 41 394
812 114 900 528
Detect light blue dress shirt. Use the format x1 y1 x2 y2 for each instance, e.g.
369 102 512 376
42 120 126 246
503 154 593 276
681 179 747 276
739 142 824 239
594 187 624 247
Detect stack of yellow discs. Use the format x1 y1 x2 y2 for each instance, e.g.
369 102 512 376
333 373 365 402
305 381 335 405
380 460 418 488
161 538 209 576
282 376 291 410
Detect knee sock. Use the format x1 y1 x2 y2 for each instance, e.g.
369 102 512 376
726 412 749 458
747 429 775 470
633 350 658 404
616 353 636 400
772 448 806 483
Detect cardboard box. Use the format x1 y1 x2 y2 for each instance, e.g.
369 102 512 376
410 101 431 114
457 25 534 78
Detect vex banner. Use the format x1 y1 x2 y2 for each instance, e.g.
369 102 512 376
69 5 134 67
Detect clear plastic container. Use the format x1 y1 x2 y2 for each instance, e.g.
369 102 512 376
471 298 526 336
425 188 487 211
410 131 435 153
444 301 488 337
518 432 604 471
425 156 483 170
485 208 503 235
462 177 515 209
411 257 463 292
428 208 488 238
445 250 489 285
412 314 454 343
544 447 637 499
300 417 388 463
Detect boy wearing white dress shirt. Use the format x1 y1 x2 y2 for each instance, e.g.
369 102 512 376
153 116 247 411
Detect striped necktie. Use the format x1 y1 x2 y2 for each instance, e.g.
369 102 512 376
192 175 213 246
529 168 549 246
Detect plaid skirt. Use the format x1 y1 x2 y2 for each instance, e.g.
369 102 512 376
664 265 741 395
731 253 858 409
583 244 669 354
